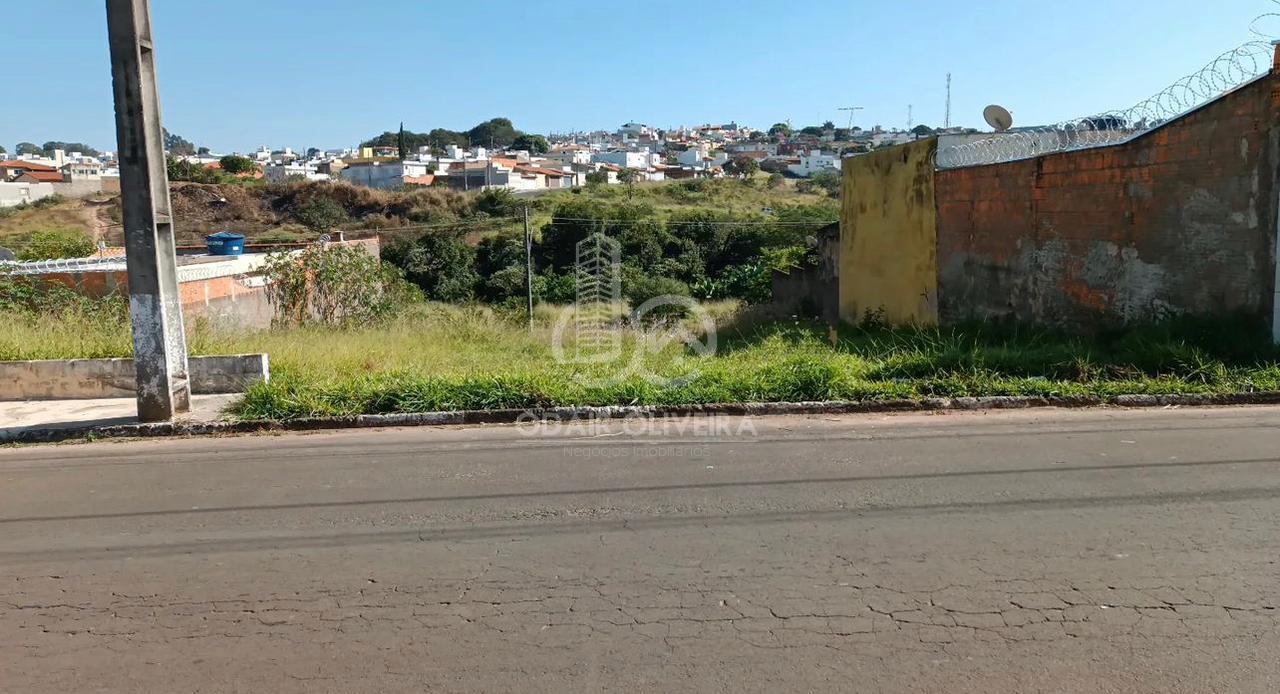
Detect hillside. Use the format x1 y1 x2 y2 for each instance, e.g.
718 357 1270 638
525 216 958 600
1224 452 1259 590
1 177 837 254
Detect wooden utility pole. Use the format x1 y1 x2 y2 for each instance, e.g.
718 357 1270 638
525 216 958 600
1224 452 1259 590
106 0 191 421
524 205 534 330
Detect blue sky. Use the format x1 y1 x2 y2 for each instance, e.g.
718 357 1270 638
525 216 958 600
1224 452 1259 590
0 0 1269 154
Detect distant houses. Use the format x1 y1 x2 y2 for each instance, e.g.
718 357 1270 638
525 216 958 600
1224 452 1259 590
0 118 935 204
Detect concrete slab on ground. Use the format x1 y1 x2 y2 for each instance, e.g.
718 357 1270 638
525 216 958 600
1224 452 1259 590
0 394 237 438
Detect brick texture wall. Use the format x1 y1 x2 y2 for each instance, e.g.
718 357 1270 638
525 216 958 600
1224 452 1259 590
935 65 1280 327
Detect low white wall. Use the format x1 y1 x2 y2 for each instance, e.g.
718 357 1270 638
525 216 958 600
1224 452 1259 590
0 354 269 401
0 182 56 207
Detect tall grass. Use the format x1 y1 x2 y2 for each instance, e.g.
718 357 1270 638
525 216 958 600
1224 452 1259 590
5 301 1280 420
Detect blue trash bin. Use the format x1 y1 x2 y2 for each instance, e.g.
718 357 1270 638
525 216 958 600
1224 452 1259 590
206 231 246 256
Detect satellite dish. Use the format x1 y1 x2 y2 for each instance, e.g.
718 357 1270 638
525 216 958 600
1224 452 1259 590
984 105 1014 132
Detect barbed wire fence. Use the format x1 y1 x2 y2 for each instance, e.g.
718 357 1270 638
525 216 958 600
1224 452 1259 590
937 13 1279 169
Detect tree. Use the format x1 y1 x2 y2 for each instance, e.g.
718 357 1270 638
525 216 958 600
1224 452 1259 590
467 118 519 148
16 142 41 156
397 122 408 161
766 173 784 189
759 158 789 174
42 141 101 157
384 231 479 302
821 120 835 130
427 128 468 150
617 168 641 199
306 147 322 159
911 124 935 139
584 170 609 186
166 156 221 183
511 133 549 154
197 146 211 155
0 145 5 154
364 128 431 152
724 156 759 180
163 129 197 155
799 126 826 137
219 154 256 175
768 123 792 138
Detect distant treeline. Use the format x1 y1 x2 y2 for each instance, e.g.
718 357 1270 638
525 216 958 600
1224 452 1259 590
362 119 548 154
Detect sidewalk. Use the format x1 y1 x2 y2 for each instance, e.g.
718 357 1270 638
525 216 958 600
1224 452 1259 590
0 395 238 440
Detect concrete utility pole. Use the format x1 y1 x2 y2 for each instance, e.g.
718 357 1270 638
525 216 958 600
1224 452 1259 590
106 0 191 422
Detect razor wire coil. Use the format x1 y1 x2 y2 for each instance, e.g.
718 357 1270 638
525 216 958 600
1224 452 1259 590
936 40 1275 169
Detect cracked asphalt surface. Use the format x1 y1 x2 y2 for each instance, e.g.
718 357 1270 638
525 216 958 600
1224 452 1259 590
1 406 1278 693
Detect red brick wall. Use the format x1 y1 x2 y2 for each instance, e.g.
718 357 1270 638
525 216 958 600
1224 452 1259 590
935 68 1280 326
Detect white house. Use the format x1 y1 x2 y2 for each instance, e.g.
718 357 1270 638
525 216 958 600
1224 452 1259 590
787 150 840 178
617 122 654 140
592 150 651 170
544 145 593 166
60 161 102 181
339 160 432 189
265 162 330 184
675 144 729 171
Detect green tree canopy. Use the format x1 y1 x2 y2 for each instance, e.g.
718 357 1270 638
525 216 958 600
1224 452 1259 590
511 133 549 154
219 154 256 175
42 141 100 157
163 129 196 155
467 118 519 148
18 227 95 261
15 142 41 156
724 156 759 179
384 231 479 302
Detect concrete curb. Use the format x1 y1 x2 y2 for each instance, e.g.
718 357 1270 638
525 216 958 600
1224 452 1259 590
6 391 1280 445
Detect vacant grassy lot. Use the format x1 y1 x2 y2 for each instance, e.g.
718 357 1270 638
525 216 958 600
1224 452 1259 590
4 301 1279 420
0 197 102 251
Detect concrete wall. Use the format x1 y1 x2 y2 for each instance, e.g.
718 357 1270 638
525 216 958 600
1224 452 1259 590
51 179 105 198
839 138 939 325
935 66 1280 327
0 354 269 401
27 238 380 330
0 181 56 207
772 223 840 323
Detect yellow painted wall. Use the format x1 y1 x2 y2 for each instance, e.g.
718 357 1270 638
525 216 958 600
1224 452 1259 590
838 138 939 325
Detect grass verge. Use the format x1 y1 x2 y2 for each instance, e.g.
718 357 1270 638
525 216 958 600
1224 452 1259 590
5 302 1278 421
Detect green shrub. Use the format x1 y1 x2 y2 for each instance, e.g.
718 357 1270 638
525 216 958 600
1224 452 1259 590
535 270 576 304
719 262 771 303
17 226 95 260
262 244 419 327
296 196 350 232
623 271 691 320
384 230 479 302
474 188 520 217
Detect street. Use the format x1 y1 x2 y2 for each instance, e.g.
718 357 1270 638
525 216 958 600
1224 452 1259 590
1 407 1278 693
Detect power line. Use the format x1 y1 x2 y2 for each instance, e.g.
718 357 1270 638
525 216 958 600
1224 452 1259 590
545 217 837 226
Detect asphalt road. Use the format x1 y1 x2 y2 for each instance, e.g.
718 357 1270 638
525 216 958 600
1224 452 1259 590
1 407 1278 693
